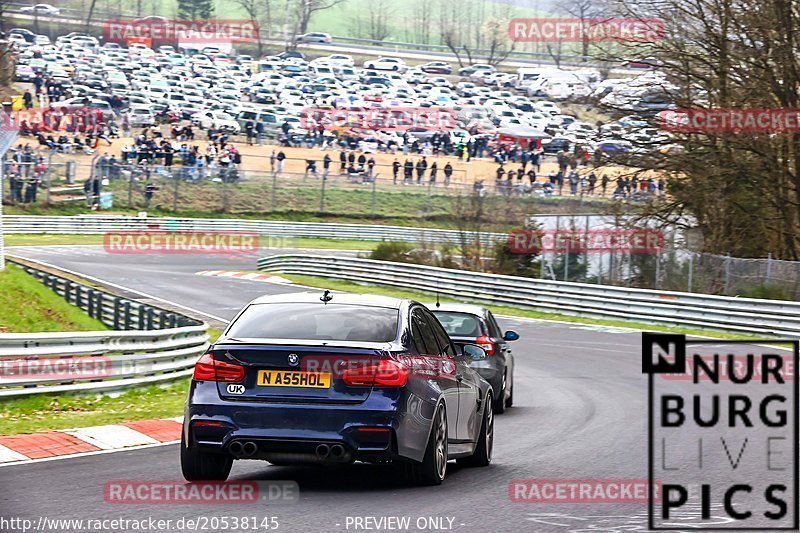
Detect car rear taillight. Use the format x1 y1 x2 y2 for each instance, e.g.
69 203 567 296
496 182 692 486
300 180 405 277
342 359 408 387
193 353 216 380
475 336 495 356
193 353 245 383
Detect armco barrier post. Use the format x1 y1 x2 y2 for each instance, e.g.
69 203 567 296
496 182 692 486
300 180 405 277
371 176 377 216
724 253 732 294
113 298 121 329
271 172 277 211
766 252 772 284
320 174 326 212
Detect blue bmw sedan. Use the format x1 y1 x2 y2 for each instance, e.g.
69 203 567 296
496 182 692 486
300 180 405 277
181 292 494 485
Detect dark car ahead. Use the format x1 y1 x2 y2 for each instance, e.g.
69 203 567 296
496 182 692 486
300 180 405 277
182 292 494 485
542 136 572 154
419 62 452 75
277 50 305 60
430 304 518 414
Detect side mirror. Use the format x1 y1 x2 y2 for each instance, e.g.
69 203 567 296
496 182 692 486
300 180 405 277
461 343 488 361
503 330 520 341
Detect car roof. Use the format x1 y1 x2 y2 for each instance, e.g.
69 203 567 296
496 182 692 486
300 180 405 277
426 302 488 317
250 291 408 309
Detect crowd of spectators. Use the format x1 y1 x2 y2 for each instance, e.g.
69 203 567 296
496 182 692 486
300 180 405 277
1 144 48 204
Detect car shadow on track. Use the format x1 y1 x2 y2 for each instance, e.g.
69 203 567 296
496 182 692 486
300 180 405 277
229 461 490 492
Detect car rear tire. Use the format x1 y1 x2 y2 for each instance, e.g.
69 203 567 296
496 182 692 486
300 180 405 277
407 403 447 485
459 394 493 467
505 383 514 408
180 434 233 481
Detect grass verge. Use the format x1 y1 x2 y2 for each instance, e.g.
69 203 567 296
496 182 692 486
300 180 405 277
0 263 107 333
0 380 189 436
0 328 221 436
282 274 759 340
5 233 379 251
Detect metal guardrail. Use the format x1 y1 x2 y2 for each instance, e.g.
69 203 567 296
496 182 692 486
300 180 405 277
325 35 594 67
0 260 209 397
257 254 800 337
2 215 505 245
15 260 203 330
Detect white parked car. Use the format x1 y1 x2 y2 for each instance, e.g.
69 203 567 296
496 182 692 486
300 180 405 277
128 107 156 127
533 101 562 115
21 3 60 15
191 110 242 133
326 54 354 66
296 32 332 44
363 57 407 73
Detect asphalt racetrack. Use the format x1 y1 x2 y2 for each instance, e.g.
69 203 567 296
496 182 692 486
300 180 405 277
0 246 781 532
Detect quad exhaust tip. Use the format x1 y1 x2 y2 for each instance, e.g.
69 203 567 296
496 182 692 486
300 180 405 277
229 441 243 457
229 440 258 458
330 444 346 459
315 443 330 459
242 441 258 457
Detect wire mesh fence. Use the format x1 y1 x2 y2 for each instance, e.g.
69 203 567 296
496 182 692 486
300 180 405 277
2 152 797 299
525 215 800 300
1 154 622 222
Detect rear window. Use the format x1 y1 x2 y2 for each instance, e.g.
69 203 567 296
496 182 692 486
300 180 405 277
432 311 484 337
226 303 399 342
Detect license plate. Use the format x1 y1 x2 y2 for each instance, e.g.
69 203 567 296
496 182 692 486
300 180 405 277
257 370 331 388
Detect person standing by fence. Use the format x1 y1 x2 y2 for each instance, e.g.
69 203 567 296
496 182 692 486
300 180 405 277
323 153 331 179
276 151 286 175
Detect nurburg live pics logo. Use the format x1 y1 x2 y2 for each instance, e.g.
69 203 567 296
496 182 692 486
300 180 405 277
643 333 799 530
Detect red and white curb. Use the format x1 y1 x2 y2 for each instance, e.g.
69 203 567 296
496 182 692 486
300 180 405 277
196 270 293 284
0 417 183 465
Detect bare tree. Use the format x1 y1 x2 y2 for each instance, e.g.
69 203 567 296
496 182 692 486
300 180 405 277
366 0 391 41
86 0 99 28
545 41 564 68
413 0 433 44
442 29 473 68
0 40 14 88
442 17 514 67
233 0 274 55
291 0 346 37
562 0 599 59
481 18 516 66
602 0 800 260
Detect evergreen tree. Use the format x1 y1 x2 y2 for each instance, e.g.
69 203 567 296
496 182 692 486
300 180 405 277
178 0 214 20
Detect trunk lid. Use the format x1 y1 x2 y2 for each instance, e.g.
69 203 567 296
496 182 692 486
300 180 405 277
212 340 392 404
